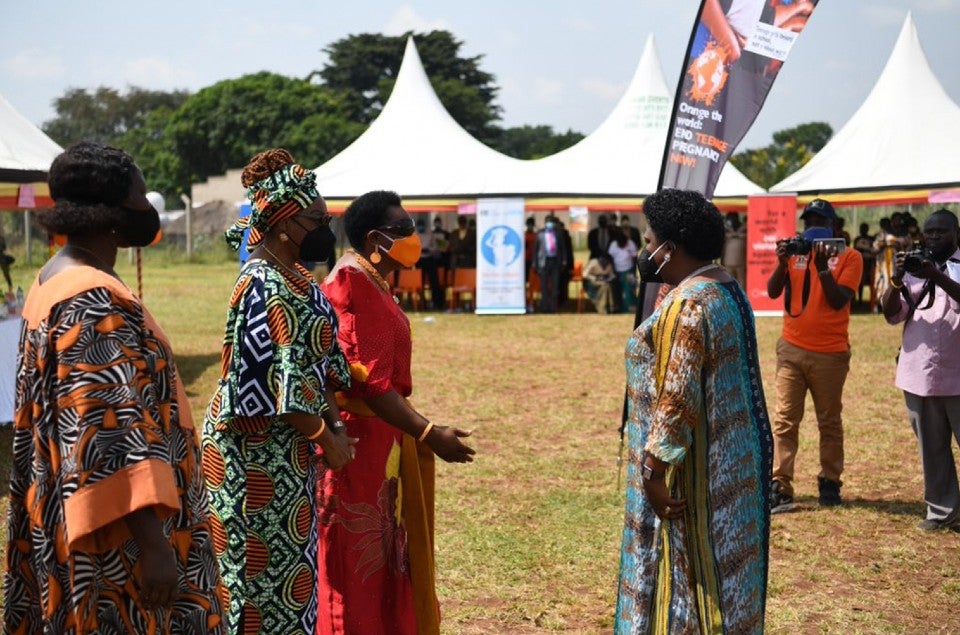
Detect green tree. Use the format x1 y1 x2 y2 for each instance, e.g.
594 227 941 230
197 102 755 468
112 106 187 200
166 72 361 187
489 125 585 159
772 122 832 152
43 86 189 147
317 30 502 144
284 113 365 169
730 121 832 189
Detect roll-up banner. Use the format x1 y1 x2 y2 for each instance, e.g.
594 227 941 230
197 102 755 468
746 194 798 315
476 198 526 314
659 0 822 197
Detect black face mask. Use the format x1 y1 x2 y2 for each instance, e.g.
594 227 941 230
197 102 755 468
298 226 337 262
116 204 161 248
636 248 664 284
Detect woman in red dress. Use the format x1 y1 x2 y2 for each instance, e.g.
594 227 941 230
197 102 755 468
317 191 476 635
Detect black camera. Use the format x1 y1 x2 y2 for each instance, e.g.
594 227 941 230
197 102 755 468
902 248 933 273
781 236 812 256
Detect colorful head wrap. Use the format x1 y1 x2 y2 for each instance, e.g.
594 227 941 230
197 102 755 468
224 162 319 250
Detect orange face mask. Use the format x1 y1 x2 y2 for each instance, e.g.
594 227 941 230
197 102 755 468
376 232 422 267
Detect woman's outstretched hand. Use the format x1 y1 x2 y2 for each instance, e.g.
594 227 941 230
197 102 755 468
426 426 475 463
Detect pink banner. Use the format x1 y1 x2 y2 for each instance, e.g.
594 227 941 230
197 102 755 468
746 195 797 313
929 190 960 204
17 184 35 209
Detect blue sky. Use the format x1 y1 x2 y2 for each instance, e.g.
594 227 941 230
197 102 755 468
2 1 957 150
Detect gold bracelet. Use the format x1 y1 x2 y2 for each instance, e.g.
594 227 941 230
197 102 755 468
890 278 903 289
307 420 327 441
418 422 434 442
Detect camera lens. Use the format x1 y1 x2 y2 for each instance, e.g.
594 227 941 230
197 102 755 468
783 237 811 256
902 249 929 274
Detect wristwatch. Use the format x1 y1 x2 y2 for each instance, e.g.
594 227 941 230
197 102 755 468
641 461 665 482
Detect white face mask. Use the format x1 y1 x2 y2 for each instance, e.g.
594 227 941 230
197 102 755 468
649 242 670 275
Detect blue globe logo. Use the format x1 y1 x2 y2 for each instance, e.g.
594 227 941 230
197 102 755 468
481 225 522 267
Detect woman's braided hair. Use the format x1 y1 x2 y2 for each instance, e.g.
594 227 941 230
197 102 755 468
241 149 296 187
39 141 137 236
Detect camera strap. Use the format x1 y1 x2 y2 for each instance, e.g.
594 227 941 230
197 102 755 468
900 258 956 316
900 280 935 315
783 263 811 318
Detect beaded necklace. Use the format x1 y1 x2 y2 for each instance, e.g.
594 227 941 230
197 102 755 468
348 249 399 303
260 245 311 282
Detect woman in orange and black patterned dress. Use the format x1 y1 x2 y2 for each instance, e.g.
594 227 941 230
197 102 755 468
3 141 225 633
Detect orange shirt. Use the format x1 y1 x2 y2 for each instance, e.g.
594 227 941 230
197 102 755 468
781 248 863 353
524 229 536 263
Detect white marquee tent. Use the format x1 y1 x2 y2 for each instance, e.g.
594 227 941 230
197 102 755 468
771 13 960 203
0 93 62 181
315 38 527 205
0 93 62 209
481 35 763 202
317 36 762 211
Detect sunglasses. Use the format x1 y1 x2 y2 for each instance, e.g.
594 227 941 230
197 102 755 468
377 219 416 237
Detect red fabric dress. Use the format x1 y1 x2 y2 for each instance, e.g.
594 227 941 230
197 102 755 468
316 266 438 635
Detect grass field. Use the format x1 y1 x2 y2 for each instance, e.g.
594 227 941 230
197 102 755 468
1 257 958 634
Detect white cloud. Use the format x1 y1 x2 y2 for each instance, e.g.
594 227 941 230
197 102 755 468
821 1 956 29
562 17 598 33
492 29 521 51
233 16 316 42
580 77 626 101
860 6 909 26
122 57 198 89
2 49 65 79
915 0 960 12
383 5 452 35
859 0 959 31
532 78 565 105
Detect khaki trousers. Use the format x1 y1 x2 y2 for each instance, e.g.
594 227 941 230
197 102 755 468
772 338 851 496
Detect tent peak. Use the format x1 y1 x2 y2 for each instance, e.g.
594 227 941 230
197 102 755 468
642 33 657 53
770 13 960 194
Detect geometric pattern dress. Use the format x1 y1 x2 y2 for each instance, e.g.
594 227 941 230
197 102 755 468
4 266 225 634
616 280 773 635
201 259 350 635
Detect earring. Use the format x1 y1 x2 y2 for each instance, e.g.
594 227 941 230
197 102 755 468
279 232 289 242
370 251 382 264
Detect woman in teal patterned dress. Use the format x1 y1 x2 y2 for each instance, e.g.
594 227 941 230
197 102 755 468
616 190 773 634
201 150 356 634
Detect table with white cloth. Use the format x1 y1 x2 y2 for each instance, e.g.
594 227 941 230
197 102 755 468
0 317 21 423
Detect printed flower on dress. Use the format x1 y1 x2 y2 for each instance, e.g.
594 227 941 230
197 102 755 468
334 440 409 580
